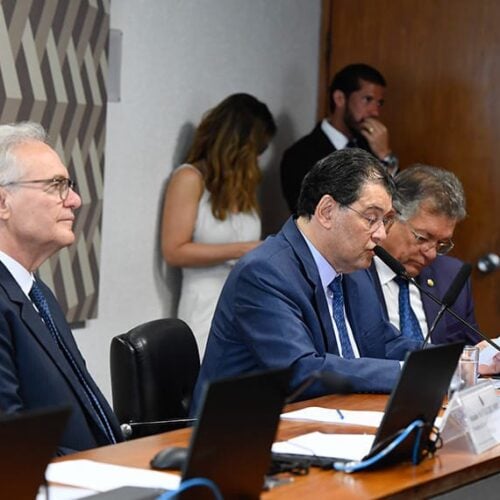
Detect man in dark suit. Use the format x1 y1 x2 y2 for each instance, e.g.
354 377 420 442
280 63 398 213
192 149 419 413
0 122 122 454
368 164 481 346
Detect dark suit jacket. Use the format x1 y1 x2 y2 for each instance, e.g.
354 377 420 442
0 263 122 455
191 218 419 414
280 123 372 213
368 256 481 345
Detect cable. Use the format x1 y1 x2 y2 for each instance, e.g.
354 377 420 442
157 477 223 500
333 419 426 473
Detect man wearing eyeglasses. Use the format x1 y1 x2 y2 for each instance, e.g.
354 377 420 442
0 122 122 454
369 164 481 346
192 149 419 412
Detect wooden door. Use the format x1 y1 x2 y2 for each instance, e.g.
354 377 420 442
320 0 499 336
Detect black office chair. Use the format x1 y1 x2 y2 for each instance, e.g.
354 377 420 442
110 318 200 439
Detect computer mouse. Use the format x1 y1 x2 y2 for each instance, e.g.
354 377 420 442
150 446 188 470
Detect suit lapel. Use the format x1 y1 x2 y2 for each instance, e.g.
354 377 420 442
368 262 389 319
0 264 108 433
281 218 338 354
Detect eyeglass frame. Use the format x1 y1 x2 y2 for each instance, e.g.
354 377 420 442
404 220 455 255
343 204 395 233
0 176 76 201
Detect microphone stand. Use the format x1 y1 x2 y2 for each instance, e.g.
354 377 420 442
121 418 197 439
406 275 500 351
373 245 500 352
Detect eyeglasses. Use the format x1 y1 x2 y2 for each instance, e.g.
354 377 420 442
344 205 395 233
1 176 76 201
406 221 454 255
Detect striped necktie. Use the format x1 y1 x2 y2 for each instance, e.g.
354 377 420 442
29 280 117 444
394 276 423 341
329 276 355 359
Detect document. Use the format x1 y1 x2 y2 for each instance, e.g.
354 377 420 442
272 432 375 461
281 406 383 427
46 459 180 493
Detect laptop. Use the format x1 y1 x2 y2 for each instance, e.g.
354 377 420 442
181 367 291 499
0 406 71 500
273 342 464 467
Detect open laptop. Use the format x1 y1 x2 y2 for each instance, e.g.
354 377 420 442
273 342 464 467
180 367 291 499
0 406 70 499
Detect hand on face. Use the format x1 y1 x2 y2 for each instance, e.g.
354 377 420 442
359 117 391 160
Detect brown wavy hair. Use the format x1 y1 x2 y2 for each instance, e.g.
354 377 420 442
186 93 276 220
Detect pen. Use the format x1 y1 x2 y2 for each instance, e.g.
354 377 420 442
336 409 344 420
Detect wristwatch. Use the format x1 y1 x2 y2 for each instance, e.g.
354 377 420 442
381 153 399 173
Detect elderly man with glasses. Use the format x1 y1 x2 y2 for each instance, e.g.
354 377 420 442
369 164 481 347
0 122 122 454
191 149 420 413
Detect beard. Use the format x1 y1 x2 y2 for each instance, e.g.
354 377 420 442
343 106 363 137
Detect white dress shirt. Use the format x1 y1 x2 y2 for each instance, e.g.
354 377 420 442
300 231 361 358
320 118 350 151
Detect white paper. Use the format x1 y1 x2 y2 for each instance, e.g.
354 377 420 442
281 406 383 427
45 459 181 493
272 431 375 461
479 338 500 365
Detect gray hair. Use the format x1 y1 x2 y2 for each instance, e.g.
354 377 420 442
0 122 48 185
393 164 466 222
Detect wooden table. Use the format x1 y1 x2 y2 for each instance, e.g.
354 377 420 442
56 394 500 499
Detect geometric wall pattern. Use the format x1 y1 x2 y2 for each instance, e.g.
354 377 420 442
0 0 110 323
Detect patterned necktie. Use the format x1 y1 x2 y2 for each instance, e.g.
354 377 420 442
29 280 117 444
394 276 423 341
329 276 355 359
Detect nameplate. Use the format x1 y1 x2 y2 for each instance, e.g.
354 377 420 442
441 380 500 454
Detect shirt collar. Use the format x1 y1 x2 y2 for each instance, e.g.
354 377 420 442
298 226 339 289
0 250 35 296
320 118 349 150
374 255 397 286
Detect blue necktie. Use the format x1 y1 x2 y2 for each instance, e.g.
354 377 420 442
29 280 117 444
395 277 423 341
329 276 355 359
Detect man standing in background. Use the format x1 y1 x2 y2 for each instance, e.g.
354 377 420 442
280 63 398 213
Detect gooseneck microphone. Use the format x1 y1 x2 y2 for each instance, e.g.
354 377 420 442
373 246 500 351
120 417 197 440
422 263 471 347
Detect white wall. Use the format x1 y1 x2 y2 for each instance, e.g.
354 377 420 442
74 0 322 402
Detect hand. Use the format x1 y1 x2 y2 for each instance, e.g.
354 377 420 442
359 118 391 159
478 352 500 376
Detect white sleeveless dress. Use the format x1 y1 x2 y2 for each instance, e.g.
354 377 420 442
175 165 261 359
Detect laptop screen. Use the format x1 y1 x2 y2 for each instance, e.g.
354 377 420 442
182 367 291 499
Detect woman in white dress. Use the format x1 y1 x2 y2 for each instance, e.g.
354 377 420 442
161 94 276 359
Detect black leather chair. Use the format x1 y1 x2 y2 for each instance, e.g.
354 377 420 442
110 318 200 438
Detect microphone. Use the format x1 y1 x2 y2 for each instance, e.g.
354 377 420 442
120 417 197 440
421 263 471 347
373 246 500 352
285 370 352 404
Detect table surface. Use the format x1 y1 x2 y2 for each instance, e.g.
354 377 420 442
56 393 500 499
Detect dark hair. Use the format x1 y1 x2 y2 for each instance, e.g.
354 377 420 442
393 164 466 221
186 93 276 220
297 148 394 217
329 63 386 112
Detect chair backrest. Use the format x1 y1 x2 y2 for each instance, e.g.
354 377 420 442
110 318 200 436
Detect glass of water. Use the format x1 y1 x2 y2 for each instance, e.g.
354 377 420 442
459 345 479 389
